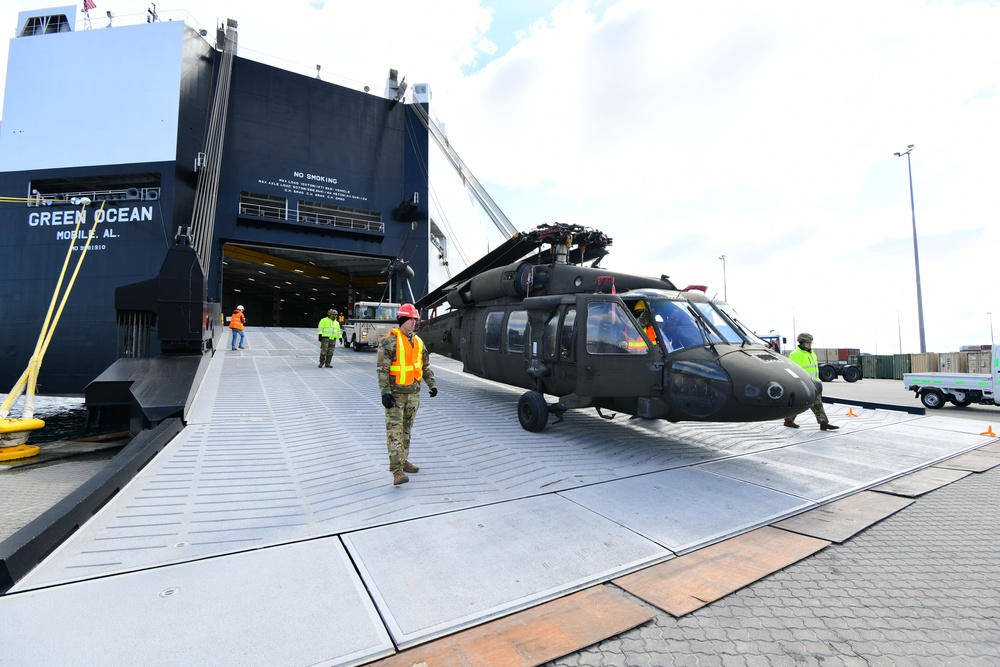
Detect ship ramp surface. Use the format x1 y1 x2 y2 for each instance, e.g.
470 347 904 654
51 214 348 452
1 328 994 666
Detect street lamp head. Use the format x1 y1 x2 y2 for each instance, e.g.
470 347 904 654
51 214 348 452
907 144 914 149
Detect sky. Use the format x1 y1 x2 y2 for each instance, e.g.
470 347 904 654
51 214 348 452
2 0 998 354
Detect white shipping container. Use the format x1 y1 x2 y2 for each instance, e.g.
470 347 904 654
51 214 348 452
966 351 993 375
938 352 967 373
910 353 939 373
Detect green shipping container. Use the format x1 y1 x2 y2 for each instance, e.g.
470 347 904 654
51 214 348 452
864 354 897 379
892 354 912 379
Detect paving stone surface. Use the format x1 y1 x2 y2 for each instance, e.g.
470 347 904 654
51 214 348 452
547 464 1000 666
0 454 113 542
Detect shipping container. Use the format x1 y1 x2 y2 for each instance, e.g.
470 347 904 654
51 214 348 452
863 355 894 379
812 348 835 364
838 348 861 361
892 354 912 379
909 353 939 374
938 352 967 373
966 351 993 375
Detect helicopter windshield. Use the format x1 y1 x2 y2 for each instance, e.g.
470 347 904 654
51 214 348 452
692 302 746 344
714 302 770 347
646 300 720 352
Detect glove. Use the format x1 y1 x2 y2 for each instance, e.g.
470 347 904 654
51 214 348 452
381 394 396 409
429 387 438 398
318 334 323 341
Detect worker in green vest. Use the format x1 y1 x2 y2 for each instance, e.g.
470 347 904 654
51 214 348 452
317 309 342 368
785 332 839 431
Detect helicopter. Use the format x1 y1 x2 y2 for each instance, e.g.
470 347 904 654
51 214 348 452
416 222 817 432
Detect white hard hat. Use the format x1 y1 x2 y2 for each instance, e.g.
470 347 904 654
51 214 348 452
237 305 244 311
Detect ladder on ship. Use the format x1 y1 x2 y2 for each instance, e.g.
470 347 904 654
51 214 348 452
189 19 239 276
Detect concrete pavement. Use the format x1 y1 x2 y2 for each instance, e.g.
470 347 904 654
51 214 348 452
547 377 1000 667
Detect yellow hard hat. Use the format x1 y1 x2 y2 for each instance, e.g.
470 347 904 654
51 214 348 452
635 300 646 310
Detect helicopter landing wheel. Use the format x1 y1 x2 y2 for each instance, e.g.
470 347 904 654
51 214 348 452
518 391 549 432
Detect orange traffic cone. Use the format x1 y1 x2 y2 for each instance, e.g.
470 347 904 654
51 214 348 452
981 425 996 437
846 407 859 417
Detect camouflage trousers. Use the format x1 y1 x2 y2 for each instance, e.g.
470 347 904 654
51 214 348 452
384 391 419 474
807 392 830 425
319 338 336 366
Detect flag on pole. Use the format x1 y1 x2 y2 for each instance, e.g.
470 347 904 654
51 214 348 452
83 0 97 11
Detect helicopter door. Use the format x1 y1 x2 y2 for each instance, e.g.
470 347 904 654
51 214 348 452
540 305 577 396
576 295 661 397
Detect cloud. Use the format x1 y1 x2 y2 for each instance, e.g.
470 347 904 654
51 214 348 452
2 0 997 352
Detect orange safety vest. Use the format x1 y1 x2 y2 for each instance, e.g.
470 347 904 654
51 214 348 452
229 311 245 330
626 333 648 353
388 329 424 385
644 325 657 344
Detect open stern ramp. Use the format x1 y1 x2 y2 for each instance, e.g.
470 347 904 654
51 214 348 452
2 328 994 665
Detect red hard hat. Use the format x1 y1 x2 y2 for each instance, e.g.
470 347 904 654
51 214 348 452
397 303 419 320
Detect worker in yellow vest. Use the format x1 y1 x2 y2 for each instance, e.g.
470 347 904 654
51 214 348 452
317 309 341 368
785 332 839 431
376 303 438 485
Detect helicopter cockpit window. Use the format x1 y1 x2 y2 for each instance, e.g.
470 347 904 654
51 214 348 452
693 303 743 344
648 300 713 352
586 302 647 355
506 310 528 353
484 311 503 351
560 307 576 360
716 303 769 347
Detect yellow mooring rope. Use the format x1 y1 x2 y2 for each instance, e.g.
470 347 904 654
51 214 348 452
1 198 106 460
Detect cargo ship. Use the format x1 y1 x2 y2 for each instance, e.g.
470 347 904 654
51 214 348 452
0 5 489 401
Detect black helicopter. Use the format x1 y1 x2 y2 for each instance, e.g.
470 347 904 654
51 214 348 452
416 223 816 432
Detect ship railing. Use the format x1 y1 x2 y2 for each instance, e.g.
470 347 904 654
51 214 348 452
239 202 287 221
238 202 383 233
27 188 161 207
296 211 384 234
70 9 211 40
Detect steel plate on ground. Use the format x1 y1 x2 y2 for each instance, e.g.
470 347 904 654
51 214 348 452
873 466 973 497
558 467 813 554
342 493 668 649
2 538 393 667
772 490 914 543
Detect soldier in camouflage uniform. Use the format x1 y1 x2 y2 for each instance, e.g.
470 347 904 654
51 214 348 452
376 303 438 485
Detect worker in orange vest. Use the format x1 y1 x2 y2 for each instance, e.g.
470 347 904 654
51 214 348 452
229 305 246 350
376 303 439 486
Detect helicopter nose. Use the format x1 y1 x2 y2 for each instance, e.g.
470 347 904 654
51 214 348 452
725 351 816 411
665 349 817 421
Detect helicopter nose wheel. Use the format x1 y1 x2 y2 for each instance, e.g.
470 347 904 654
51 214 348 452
517 391 549 432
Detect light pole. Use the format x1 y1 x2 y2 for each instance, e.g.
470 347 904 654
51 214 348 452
718 255 727 302
989 311 995 347
894 144 926 353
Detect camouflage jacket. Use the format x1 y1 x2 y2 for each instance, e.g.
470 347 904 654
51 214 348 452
376 329 436 395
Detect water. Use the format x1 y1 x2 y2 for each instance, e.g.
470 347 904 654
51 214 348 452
1 394 91 443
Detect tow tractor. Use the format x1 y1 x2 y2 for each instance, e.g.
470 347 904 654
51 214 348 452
903 344 999 409
341 301 400 351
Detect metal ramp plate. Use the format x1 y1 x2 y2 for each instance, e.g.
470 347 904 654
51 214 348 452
559 467 813 553
342 493 668 648
4 328 998 666
2 537 393 667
